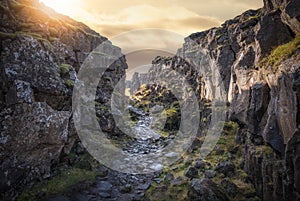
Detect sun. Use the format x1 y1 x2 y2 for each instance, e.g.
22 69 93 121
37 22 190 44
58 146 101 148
39 0 82 17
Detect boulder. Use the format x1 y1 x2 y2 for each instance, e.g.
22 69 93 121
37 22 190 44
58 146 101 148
188 178 229 201
215 161 235 177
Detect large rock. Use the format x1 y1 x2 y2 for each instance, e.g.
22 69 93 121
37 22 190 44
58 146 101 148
255 9 293 60
188 178 229 201
263 0 284 11
0 103 71 198
263 0 300 34
215 161 235 177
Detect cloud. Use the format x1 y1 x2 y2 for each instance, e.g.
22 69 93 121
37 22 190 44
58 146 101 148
43 0 262 52
94 16 220 38
174 0 263 20
89 5 221 38
43 0 262 38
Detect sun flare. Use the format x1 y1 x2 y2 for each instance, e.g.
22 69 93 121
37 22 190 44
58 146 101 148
39 0 82 17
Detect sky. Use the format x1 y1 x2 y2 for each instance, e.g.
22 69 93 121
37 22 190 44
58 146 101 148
39 0 263 79
40 0 262 38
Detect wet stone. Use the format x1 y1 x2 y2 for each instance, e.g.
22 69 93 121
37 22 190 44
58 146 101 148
205 170 216 179
165 173 174 182
99 192 111 198
97 181 113 191
185 166 199 178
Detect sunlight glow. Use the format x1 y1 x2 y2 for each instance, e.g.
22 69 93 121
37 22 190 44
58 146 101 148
39 0 82 17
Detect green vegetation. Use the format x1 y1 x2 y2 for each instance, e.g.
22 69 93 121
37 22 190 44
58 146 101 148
145 121 258 201
254 145 275 158
0 31 17 40
10 31 54 48
48 37 58 42
155 130 170 138
20 22 35 29
146 160 190 201
64 79 74 88
60 63 72 74
18 152 102 201
248 15 259 21
261 34 300 70
16 31 42 39
223 121 239 135
48 27 59 37
18 168 98 201
163 107 178 118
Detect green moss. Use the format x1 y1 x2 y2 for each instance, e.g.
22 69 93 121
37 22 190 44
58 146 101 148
204 102 212 108
127 119 138 127
0 31 17 40
16 31 42 39
261 34 300 70
14 31 54 48
145 180 189 201
48 37 58 42
0 4 9 12
18 168 98 201
164 107 179 117
156 130 170 138
248 15 259 21
135 100 152 111
65 79 74 88
19 22 34 28
216 34 223 40
255 145 274 158
223 121 239 135
60 64 72 74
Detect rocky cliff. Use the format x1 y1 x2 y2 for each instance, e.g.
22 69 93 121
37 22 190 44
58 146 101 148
0 0 127 199
132 0 300 200
1 0 300 200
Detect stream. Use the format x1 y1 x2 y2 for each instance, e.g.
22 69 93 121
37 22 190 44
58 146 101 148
47 105 172 201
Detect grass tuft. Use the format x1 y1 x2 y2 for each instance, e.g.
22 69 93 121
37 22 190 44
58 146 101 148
17 168 98 201
260 35 300 70
64 79 74 88
0 31 17 40
60 64 72 74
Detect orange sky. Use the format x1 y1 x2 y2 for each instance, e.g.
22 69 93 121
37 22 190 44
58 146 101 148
40 0 262 38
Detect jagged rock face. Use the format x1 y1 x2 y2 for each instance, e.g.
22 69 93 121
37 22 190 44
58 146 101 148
285 129 300 200
264 0 300 34
131 72 141 94
142 4 297 153
128 72 150 95
0 0 127 199
136 0 300 200
0 102 71 193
